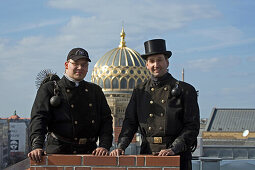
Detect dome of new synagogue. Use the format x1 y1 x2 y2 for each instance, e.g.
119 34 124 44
91 27 150 94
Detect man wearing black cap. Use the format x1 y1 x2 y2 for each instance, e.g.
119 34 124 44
28 48 113 162
110 39 200 170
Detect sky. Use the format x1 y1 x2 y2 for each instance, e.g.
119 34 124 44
0 0 254 119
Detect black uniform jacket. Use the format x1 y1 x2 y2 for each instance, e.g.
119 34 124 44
29 76 113 153
118 73 200 154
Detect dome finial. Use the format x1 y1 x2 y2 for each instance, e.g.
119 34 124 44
119 26 126 48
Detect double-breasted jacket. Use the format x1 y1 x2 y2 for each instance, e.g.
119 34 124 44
29 76 113 153
118 73 200 154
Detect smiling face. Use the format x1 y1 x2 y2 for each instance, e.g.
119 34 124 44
146 54 169 78
65 58 89 81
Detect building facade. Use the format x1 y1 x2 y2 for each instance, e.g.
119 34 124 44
0 111 30 168
203 108 255 159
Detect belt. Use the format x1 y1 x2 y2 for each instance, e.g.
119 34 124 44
146 136 174 144
50 132 96 145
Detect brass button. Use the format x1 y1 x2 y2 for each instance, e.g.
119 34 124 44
161 100 165 104
150 100 154 104
149 114 154 117
89 103 93 107
160 113 164 117
164 87 168 91
159 127 163 130
148 127 152 131
74 138 78 141
71 104 74 108
151 88 155 91
74 121 78 124
66 89 70 93
73 151 77 154
91 120 95 124
85 88 88 92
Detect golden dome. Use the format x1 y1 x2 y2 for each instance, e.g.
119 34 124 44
91 27 150 93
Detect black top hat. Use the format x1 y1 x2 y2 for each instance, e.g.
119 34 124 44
67 48 91 62
141 39 172 60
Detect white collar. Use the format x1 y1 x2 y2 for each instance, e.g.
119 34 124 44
64 73 81 87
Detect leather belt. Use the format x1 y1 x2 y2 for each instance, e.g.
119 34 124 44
146 136 173 144
50 132 95 145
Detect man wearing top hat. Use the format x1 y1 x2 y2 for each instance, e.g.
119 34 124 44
110 39 200 170
28 48 113 162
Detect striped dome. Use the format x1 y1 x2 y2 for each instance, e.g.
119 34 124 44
91 28 150 93
94 47 146 67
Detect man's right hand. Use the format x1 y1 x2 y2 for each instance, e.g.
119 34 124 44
110 148 124 156
28 148 44 163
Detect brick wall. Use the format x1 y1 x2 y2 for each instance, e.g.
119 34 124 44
29 154 180 170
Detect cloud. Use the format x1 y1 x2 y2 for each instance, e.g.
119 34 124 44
48 0 220 32
247 56 255 62
230 72 255 78
187 57 220 72
221 83 255 95
1 19 66 34
180 27 255 53
186 55 244 72
193 26 243 42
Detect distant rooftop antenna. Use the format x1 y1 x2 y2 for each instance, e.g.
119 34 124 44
182 68 184 81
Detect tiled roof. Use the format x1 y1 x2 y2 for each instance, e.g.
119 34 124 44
206 108 255 132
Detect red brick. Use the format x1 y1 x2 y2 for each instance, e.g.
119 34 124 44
119 155 136 166
128 168 161 170
35 167 64 170
84 155 117 166
65 167 74 170
136 156 145 166
145 156 180 167
48 155 82 165
75 168 91 170
30 156 46 165
164 168 180 170
92 168 126 170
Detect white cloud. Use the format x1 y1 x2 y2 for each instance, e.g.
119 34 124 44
179 26 255 54
187 57 220 72
230 72 255 78
247 56 255 62
193 26 243 42
221 83 255 95
1 19 66 34
186 55 243 72
48 0 220 32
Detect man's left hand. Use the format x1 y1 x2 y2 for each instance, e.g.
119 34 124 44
92 147 109 156
157 149 175 156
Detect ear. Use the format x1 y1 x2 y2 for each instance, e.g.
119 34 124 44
65 61 69 70
146 61 149 70
166 58 169 67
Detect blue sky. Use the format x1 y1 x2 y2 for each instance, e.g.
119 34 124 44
0 0 254 119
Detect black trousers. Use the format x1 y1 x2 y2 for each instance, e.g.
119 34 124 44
180 151 192 170
45 134 97 154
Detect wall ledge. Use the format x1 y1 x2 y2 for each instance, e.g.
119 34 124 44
29 154 180 170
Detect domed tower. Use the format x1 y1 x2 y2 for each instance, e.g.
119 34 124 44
92 27 149 93
91 28 150 149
